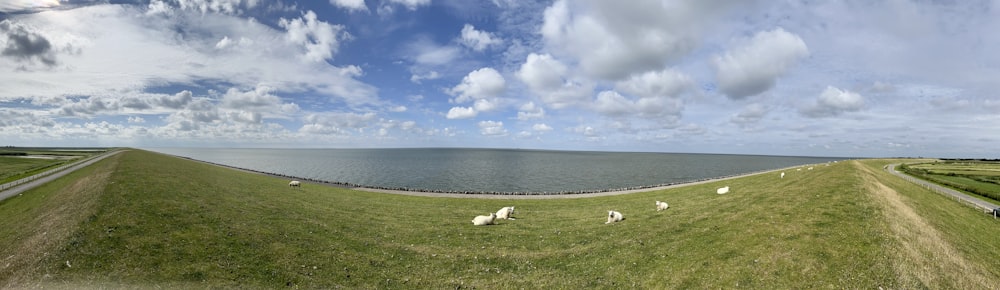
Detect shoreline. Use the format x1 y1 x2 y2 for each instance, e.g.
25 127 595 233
157 151 831 199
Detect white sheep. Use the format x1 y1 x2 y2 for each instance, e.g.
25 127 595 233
472 213 497 226
808 166 814 170
716 186 730 194
655 201 669 211
780 172 785 179
606 210 624 224
496 206 515 220
288 180 301 187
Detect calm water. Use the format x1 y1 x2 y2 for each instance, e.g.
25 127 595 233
148 148 846 193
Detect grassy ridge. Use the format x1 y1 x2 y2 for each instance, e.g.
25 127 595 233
1 151 997 288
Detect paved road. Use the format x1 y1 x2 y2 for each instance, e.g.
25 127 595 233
0 150 124 203
886 163 998 215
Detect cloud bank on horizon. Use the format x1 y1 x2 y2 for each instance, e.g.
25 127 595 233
1 0 998 158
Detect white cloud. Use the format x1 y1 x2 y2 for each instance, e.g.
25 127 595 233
389 105 407 112
450 67 506 102
279 10 350 63
414 43 460 65
459 24 502 51
330 0 367 12
801 86 865 118
0 5 377 106
713 27 809 99
517 101 545 120
127 116 146 123
0 0 60 13
532 123 553 132
478 120 508 136
517 53 591 109
591 89 683 119
389 0 430 10
540 0 731 80
300 111 377 134
593 90 633 117
147 0 263 15
615 68 692 99
446 106 476 119
410 70 440 83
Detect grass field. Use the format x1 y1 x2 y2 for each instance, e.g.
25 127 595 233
1 150 998 288
902 161 1000 203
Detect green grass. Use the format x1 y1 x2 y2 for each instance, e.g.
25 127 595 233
1 151 998 288
0 148 102 184
903 161 1000 203
0 156 70 184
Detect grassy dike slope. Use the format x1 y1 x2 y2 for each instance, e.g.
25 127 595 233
1 150 997 288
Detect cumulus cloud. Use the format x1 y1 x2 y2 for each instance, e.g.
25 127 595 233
0 109 54 127
591 88 684 120
517 53 591 109
540 0 731 80
517 101 545 120
300 111 377 134
532 123 553 131
449 67 506 103
330 0 368 12
147 0 260 15
713 28 809 99
801 86 865 118
459 24 502 51
0 20 58 68
446 106 476 119
478 120 508 136
446 68 506 118
279 11 350 63
615 69 692 99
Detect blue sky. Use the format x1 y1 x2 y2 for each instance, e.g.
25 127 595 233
1 0 999 158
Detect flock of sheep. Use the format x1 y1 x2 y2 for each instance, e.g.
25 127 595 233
467 165 830 226
469 188 717 226
284 163 831 226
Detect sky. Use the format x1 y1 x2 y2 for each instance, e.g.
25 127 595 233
0 0 998 158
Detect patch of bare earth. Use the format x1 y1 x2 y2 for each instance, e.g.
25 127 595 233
1 154 119 289
855 161 994 288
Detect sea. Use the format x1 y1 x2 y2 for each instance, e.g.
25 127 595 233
147 148 847 194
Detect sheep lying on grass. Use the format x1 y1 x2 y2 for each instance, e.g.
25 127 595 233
496 206 515 220
606 210 624 224
472 213 497 226
716 186 730 194
288 180 301 187
655 201 669 211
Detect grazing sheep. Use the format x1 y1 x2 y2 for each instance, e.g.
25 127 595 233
780 172 785 179
655 201 669 211
472 213 497 226
808 167 814 170
606 210 624 224
716 186 730 194
496 206 515 220
288 180 301 187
